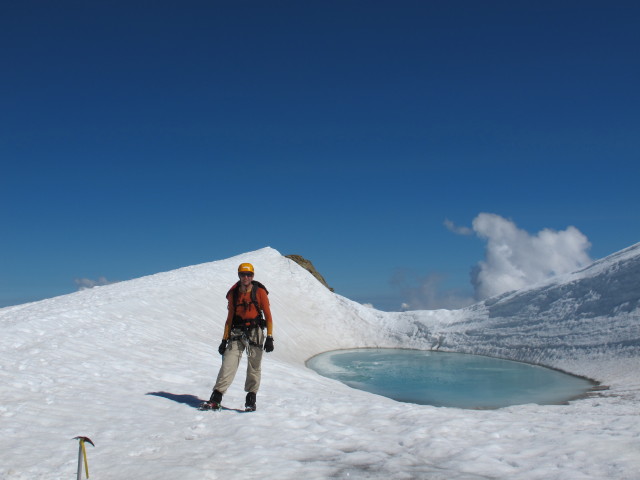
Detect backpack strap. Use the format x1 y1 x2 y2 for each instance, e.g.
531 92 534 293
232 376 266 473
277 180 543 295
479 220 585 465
228 281 240 311
250 280 268 310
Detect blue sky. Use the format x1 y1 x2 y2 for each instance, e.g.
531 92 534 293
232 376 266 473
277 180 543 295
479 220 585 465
2 1 639 310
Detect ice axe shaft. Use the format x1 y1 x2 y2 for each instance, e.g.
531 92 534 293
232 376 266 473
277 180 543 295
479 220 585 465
73 436 94 479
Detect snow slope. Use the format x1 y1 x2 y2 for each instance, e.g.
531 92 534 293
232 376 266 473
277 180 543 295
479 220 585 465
381 242 640 388
1 246 639 479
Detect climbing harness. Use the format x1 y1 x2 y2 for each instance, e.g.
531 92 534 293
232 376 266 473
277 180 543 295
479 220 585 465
228 328 263 358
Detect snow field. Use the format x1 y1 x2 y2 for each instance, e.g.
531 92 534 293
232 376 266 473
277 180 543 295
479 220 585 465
1 246 639 479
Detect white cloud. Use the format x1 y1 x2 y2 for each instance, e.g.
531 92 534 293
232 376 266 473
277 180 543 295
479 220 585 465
391 270 475 311
444 219 473 236
469 213 592 299
74 276 116 291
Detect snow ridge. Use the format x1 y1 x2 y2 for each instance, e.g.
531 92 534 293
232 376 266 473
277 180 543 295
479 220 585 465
386 243 640 384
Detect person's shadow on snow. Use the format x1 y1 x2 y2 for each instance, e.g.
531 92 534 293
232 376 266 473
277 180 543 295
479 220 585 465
146 391 203 409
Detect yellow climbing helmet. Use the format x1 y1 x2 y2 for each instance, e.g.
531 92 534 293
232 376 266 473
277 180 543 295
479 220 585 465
238 263 254 274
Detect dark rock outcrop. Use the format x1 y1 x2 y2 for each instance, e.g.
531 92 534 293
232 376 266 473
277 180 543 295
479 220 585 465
285 255 334 292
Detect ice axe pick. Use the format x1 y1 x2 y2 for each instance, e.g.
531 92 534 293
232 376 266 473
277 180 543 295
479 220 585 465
72 436 94 479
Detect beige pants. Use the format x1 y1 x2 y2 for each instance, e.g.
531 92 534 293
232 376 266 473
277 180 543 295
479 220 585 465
214 327 265 394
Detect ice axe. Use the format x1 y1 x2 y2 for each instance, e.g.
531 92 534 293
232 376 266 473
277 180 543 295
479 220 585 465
72 436 94 479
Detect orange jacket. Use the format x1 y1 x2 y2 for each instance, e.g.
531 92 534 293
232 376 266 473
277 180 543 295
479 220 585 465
223 284 273 340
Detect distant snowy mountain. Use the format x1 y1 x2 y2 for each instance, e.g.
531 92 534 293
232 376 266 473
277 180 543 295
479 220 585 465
385 242 640 384
2 245 639 479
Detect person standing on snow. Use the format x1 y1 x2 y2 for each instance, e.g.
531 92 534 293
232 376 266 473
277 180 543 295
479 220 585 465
200 262 274 412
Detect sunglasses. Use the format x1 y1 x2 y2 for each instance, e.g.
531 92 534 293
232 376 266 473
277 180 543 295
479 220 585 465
239 272 254 277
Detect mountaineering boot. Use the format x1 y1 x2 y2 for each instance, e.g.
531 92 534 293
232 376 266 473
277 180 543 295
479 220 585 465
245 392 257 412
199 390 223 411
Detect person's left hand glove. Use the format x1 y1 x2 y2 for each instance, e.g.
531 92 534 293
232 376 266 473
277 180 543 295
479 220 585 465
264 336 274 353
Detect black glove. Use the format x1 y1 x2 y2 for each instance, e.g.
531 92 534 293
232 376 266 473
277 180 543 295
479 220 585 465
218 340 228 355
264 336 274 353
